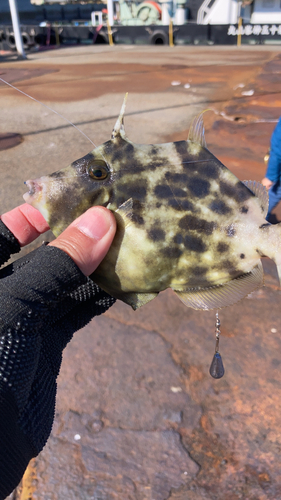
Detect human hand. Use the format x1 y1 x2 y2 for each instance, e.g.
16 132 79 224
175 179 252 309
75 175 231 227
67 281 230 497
1 203 116 275
261 177 274 190
0 203 116 499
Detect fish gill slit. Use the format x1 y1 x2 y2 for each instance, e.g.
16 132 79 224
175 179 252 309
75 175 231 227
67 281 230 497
0 77 109 165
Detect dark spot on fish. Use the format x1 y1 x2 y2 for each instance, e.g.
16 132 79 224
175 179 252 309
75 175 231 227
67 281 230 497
193 266 209 276
240 253 245 259
131 162 146 174
150 146 158 155
130 199 145 225
209 199 232 215
133 199 144 211
161 246 183 259
179 215 216 235
156 183 186 200
103 140 115 154
220 181 235 198
218 259 240 277
104 136 124 156
50 170 65 179
165 172 189 184
148 226 166 242
120 155 146 174
240 205 248 214
112 148 124 163
173 187 187 197
188 178 210 198
151 160 165 170
156 202 161 208
168 198 194 212
173 234 184 244
184 235 206 253
174 141 189 157
220 181 253 203
116 195 127 207
125 143 135 155
154 185 173 198
181 199 195 211
226 225 235 237
217 242 229 253
131 213 144 225
120 181 147 200
200 162 219 179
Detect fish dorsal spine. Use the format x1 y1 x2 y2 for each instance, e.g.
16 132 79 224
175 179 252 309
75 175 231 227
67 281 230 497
188 110 208 148
111 93 128 140
243 180 269 214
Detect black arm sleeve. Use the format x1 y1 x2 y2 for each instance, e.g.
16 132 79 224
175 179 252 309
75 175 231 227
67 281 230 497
0 221 115 499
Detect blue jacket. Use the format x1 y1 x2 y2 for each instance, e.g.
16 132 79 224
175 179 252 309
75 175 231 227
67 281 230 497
266 118 281 183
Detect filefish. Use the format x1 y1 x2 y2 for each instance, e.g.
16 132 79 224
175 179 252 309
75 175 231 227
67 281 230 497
23 97 281 311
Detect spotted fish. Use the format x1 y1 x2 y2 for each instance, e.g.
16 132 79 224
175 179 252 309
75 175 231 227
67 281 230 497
23 97 281 311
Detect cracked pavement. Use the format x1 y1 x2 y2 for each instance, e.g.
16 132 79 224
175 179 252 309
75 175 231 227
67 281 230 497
1 45 281 499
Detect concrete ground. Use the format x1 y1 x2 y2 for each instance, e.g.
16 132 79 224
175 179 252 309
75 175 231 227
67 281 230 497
1 44 281 499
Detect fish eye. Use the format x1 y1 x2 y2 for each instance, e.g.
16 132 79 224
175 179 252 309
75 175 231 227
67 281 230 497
88 160 109 180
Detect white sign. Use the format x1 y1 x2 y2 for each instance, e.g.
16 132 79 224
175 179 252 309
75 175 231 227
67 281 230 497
227 24 281 36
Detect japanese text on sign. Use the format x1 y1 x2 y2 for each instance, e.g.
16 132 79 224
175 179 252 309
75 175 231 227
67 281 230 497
228 24 281 36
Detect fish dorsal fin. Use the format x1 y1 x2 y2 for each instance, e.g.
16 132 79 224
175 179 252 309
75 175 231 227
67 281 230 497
174 261 263 310
188 110 208 148
111 93 128 140
243 180 269 214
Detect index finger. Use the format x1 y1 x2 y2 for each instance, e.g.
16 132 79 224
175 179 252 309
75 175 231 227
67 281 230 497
1 204 50 247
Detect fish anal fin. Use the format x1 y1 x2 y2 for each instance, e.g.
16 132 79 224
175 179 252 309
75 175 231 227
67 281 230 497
188 110 209 148
174 262 264 311
243 180 269 214
112 93 128 140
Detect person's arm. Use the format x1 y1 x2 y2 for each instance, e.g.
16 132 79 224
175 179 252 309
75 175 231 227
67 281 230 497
264 119 281 183
0 204 116 499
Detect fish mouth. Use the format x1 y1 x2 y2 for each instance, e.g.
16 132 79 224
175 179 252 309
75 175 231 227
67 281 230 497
23 179 43 202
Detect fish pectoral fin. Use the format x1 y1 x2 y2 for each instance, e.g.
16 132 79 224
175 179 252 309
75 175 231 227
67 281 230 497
119 291 159 310
243 180 269 215
188 110 209 148
174 262 264 311
115 198 133 228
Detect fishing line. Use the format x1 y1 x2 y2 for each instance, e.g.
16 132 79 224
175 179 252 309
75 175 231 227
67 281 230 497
0 77 98 149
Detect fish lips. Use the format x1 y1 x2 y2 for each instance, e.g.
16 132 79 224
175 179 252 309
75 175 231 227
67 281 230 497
23 178 46 207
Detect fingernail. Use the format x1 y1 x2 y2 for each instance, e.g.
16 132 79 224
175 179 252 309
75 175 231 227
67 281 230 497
75 207 112 240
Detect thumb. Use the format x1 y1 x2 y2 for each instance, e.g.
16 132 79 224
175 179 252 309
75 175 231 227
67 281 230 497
49 206 116 276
